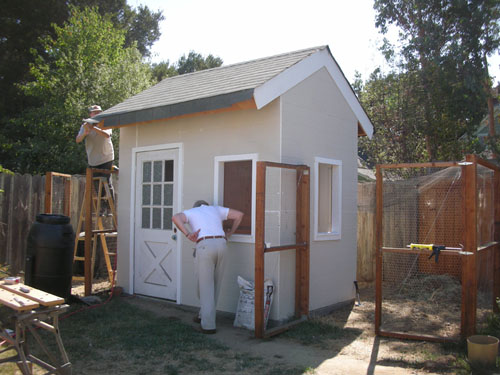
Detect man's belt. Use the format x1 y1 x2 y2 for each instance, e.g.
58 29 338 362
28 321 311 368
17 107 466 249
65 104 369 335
196 235 226 243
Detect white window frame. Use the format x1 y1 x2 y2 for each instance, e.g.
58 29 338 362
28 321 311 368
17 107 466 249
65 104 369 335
314 157 342 241
214 153 258 243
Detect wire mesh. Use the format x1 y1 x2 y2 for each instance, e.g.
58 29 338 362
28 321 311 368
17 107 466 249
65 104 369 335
380 166 465 340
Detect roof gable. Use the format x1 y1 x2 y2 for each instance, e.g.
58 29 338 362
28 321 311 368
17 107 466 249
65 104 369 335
97 46 373 138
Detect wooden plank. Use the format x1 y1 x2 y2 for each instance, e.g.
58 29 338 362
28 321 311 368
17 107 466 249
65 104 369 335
0 173 13 266
45 172 53 214
375 165 383 334
461 155 477 338
63 177 71 217
264 243 306 253
495 169 500 312
261 162 308 170
476 157 500 172
254 162 266 338
0 289 39 311
0 284 64 306
11 174 31 273
378 161 462 169
298 168 310 316
378 329 458 343
84 168 93 296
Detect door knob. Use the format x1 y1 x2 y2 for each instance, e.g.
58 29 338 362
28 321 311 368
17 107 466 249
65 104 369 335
171 234 177 241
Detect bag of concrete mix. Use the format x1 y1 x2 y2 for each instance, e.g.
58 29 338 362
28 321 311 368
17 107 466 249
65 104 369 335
233 276 274 330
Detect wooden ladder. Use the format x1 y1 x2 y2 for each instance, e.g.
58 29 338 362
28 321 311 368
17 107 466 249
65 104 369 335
73 174 117 285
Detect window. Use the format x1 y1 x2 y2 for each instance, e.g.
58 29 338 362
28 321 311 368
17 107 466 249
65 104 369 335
214 154 257 242
314 157 342 240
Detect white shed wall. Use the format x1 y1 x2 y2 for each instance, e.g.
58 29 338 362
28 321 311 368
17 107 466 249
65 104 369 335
280 67 359 312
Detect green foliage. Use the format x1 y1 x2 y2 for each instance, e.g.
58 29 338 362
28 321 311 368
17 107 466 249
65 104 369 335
1 6 153 174
176 51 223 75
369 0 500 162
151 61 179 82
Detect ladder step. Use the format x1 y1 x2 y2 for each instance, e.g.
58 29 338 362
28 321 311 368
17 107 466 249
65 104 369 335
72 276 84 281
74 256 85 261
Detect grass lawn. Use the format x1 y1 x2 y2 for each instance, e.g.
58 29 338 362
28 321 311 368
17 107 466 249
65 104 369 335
0 296 310 375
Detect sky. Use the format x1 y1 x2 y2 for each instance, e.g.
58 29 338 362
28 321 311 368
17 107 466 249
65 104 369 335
128 0 500 84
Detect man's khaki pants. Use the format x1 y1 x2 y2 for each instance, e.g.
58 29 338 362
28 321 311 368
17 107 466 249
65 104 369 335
194 238 227 330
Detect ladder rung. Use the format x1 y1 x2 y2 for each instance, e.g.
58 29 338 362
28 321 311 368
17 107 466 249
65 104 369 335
72 276 84 281
74 256 85 261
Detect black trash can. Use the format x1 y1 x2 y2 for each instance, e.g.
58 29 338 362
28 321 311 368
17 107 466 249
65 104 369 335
25 214 75 299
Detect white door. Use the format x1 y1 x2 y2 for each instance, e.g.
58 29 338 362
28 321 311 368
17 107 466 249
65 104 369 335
134 149 178 300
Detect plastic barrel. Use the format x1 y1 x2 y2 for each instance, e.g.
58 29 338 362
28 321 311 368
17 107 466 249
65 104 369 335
25 214 75 299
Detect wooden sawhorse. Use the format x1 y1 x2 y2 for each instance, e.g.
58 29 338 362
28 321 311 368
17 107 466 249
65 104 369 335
0 283 71 374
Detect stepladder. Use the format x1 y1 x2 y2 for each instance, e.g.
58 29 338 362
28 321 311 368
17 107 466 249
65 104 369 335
73 168 117 288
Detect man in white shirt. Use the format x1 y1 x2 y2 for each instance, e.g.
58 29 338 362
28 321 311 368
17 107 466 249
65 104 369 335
172 200 243 334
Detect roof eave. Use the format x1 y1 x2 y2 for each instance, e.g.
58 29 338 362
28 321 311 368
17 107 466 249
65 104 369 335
96 89 255 128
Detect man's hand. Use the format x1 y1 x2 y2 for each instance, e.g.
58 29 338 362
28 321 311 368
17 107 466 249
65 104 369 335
187 229 200 243
225 209 244 239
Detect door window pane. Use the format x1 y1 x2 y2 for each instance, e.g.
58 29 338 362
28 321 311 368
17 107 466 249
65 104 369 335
153 184 162 205
143 162 151 182
153 161 162 182
165 160 174 182
142 208 150 228
164 184 173 206
142 185 151 205
152 208 161 229
163 208 173 229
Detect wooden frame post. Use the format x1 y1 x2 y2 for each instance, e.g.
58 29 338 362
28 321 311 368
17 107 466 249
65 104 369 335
461 154 477 338
84 168 93 296
254 161 310 339
254 162 266 338
374 165 383 335
44 172 72 216
495 168 500 313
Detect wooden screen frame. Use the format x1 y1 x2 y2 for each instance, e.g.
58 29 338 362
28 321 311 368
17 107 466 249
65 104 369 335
254 161 310 338
45 172 72 216
374 155 500 341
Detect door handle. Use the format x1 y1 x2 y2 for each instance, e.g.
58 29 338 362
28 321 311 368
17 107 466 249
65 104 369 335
171 234 177 241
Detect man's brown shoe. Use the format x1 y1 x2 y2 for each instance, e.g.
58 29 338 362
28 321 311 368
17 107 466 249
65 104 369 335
201 328 216 334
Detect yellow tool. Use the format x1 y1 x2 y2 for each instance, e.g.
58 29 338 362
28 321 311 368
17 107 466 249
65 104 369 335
409 243 446 263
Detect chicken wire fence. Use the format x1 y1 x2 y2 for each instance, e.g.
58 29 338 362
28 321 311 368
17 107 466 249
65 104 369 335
376 160 498 341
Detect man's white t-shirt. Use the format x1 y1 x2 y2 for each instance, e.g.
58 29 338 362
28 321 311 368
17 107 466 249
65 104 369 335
183 205 229 238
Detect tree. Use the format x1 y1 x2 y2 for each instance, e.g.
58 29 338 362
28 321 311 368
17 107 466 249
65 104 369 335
373 0 500 161
0 6 154 174
176 51 223 75
0 0 163 119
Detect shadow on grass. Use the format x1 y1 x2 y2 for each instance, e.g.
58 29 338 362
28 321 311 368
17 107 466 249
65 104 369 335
32 297 310 375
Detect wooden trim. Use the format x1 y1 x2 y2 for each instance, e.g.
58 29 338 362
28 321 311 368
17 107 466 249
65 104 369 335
261 161 309 170
494 169 500 312
101 98 257 129
378 329 458 343
254 162 310 338
475 157 500 172
84 168 93 296
45 172 72 216
263 316 307 339
461 154 477 338
297 168 310 317
265 243 307 253
375 165 383 335
44 172 53 214
254 162 266 338
378 161 462 169
381 247 464 257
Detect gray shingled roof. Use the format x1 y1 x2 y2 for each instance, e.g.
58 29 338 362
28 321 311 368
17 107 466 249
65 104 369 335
97 46 326 127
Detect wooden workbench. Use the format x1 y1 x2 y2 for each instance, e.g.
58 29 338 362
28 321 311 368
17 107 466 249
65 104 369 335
0 282 71 374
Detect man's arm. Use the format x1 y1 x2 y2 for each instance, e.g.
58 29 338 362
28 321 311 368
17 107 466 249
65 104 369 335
172 213 200 242
76 123 89 143
225 209 244 239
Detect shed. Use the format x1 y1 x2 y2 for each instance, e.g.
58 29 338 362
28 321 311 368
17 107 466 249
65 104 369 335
96 45 373 322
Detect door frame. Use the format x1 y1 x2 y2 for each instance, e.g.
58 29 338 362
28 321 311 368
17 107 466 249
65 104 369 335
130 143 184 303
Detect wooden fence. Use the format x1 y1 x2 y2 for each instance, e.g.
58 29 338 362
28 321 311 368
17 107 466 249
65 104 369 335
0 172 376 281
0 173 87 274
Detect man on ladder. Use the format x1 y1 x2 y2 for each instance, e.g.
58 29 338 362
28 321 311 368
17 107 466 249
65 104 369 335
75 104 115 215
